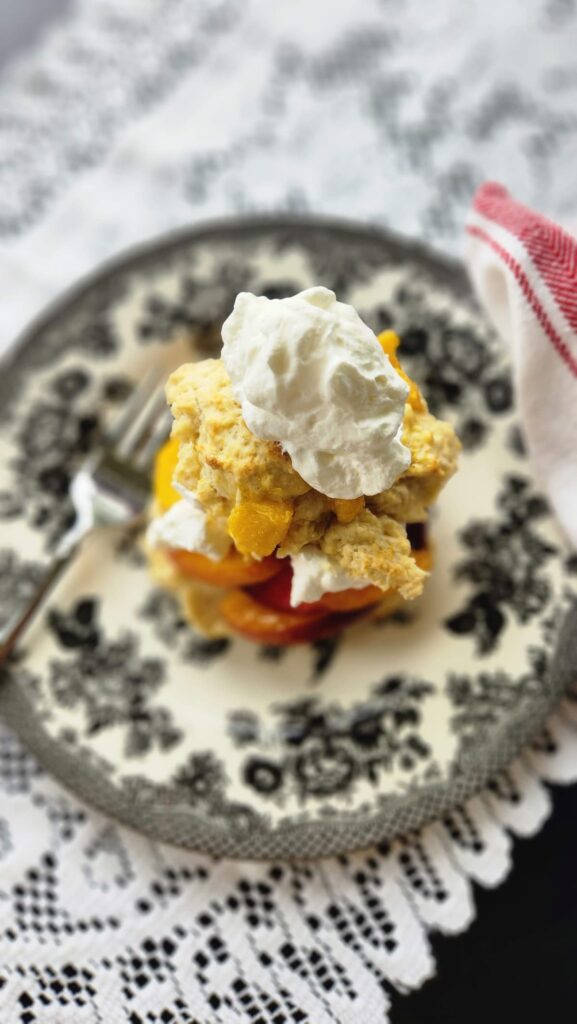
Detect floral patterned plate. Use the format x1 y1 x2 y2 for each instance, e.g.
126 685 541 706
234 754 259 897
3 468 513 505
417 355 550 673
1 217 576 859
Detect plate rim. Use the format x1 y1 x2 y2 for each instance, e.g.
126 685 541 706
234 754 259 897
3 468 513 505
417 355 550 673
0 212 468 384
0 655 571 859
1 214 574 859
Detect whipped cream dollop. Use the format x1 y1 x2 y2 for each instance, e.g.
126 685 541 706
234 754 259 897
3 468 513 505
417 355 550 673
290 546 373 606
221 286 410 498
147 485 231 560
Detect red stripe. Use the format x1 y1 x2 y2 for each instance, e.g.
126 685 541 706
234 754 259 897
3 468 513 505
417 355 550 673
473 182 577 335
466 222 577 380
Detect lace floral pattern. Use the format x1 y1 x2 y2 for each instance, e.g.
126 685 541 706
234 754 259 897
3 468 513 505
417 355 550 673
0 710 576 1023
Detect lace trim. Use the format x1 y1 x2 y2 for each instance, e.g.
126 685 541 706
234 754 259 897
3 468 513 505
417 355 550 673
0 698 576 1022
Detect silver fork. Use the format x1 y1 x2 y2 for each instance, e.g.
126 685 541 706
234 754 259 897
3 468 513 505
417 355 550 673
0 369 170 663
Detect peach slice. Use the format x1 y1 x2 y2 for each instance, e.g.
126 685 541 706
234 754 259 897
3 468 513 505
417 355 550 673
219 589 356 645
169 548 282 588
227 500 293 558
153 436 181 511
378 330 426 412
318 585 384 612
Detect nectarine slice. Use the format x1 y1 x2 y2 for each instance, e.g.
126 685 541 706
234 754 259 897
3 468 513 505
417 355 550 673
169 548 282 587
219 590 333 645
318 585 384 612
248 562 383 615
227 500 293 557
153 436 181 510
378 330 426 412
247 561 303 613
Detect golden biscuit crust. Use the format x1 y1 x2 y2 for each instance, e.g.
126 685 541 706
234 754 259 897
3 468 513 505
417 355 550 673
367 410 461 522
164 356 459 600
167 360 309 503
320 509 426 599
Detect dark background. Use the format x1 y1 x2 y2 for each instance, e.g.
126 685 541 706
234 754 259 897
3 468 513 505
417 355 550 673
2 4 576 1021
392 784 577 1022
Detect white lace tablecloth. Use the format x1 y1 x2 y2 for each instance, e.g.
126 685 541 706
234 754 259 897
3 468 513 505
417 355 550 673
1 2 577 1021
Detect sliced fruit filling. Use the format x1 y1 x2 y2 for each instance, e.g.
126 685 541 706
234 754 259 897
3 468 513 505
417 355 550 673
147 319 457 643
159 503 429 644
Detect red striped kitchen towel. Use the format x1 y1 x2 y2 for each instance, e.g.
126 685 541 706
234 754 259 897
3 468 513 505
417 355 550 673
466 182 577 547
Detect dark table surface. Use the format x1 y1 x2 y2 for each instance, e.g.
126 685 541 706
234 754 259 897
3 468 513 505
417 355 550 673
392 783 577 1022
2 3 576 1021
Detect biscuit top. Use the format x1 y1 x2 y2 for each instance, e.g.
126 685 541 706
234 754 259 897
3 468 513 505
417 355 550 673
164 340 460 601
221 287 410 498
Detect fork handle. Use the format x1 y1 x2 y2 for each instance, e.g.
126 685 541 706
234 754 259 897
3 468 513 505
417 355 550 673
0 543 80 665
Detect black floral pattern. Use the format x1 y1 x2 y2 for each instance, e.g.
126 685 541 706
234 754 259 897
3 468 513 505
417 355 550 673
258 634 345 681
0 218 573 857
73 319 118 358
508 423 528 458
457 416 488 451
234 676 434 805
136 258 255 347
445 476 557 654
140 589 230 663
0 366 136 548
119 763 264 837
448 662 545 752
47 600 182 758
173 751 227 802
483 373 513 414
39 290 123 364
272 227 390 293
373 295 502 449
446 603 567 756
1 373 94 545
0 550 43 633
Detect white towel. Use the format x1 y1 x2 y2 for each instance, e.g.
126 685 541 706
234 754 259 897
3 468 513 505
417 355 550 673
466 182 577 548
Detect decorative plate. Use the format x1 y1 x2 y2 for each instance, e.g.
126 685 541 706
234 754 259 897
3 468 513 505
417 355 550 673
1 217 576 859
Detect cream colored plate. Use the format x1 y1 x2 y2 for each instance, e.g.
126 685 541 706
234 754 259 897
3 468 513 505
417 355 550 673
1 217 575 858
